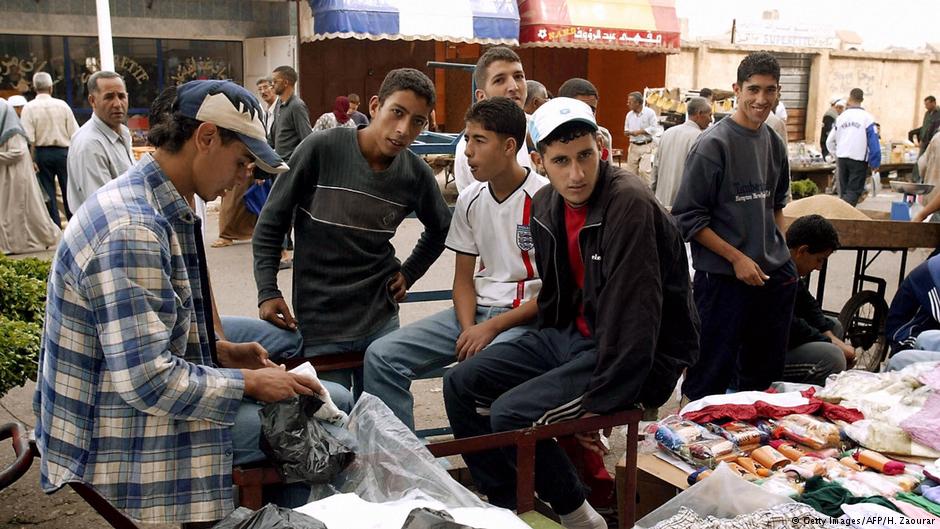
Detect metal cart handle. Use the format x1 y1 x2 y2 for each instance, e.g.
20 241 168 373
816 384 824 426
0 422 34 491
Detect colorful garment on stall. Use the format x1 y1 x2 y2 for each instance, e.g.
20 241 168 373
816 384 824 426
816 366 940 457
890 498 940 522
796 476 902 518
900 392 940 452
680 390 863 425
897 491 940 517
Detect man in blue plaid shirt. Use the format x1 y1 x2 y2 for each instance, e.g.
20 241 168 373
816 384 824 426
32 80 351 525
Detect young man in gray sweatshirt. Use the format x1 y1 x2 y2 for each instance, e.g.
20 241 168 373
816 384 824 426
251 68 452 390
672 52 798 401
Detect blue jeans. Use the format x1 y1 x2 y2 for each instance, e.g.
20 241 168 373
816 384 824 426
682 262 799 400
34 146 70 225
301 314 400 395
443 325 595 514
838 157 868 207
221 316 354 466
363 306 535 431
887 330 940 371
221 314 399 394
783 319 847 386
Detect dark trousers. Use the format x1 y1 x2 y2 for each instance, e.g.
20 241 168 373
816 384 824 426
682 260 799 401
34 146 71 225
443 326 596 515
838 157 869 206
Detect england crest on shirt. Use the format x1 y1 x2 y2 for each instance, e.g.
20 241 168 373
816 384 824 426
516 224 534 252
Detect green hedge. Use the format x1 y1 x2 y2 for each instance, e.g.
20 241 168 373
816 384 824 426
0 255 50 397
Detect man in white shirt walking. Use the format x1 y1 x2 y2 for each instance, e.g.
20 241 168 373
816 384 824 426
20 71 79 226
623 91 660 185
826 88 881 206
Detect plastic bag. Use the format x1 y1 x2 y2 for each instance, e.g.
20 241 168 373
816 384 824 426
211 503 327 529
260 394 357 484
772 414 843 450
653 416 707 450
685 438 739 468
633 463 795 528
211 507 254 529
652 416 740 469
309 394 488 509
400 507 480 529
243 179 271 216
706 421 768 451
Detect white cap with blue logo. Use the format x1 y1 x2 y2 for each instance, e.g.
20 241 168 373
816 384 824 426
528 97 598 146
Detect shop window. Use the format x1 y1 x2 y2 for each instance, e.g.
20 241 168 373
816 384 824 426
0 34 67 100
1 33 242 143
66 37 159 112
66 36 159 142
161 39 243 86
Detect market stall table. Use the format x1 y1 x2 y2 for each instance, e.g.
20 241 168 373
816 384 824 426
879 162 916 181
616 452 690 524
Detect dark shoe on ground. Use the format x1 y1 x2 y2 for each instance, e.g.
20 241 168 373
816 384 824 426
278 259 293 270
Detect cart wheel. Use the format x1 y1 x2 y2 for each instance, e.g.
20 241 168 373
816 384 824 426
838 290 890 372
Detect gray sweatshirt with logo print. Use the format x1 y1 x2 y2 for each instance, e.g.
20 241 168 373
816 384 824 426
671 117 791 276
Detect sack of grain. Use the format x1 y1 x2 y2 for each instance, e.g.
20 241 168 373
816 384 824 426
783 195 871 221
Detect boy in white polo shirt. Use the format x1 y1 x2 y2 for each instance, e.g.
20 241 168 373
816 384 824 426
363 96 547 431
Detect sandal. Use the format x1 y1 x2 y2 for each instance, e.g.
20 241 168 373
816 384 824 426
211 238 234 248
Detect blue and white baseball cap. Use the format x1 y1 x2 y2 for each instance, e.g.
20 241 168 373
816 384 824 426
529 97 597 146
176 80 288 174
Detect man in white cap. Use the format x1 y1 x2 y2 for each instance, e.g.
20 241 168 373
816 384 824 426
443 97 698 529
821 97 845 159
33 80 353 525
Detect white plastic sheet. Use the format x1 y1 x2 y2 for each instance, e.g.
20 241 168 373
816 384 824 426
295 492 528 529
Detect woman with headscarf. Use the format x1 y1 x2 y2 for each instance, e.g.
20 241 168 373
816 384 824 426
312 96 357 132
0 99 60 254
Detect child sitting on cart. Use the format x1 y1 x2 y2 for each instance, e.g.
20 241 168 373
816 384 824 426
783 215 856 385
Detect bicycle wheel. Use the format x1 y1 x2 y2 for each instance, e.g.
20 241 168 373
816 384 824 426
838 290 890 372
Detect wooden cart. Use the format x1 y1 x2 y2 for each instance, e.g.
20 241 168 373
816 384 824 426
783 216 940 370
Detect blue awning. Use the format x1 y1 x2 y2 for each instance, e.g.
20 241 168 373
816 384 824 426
301 0 520 45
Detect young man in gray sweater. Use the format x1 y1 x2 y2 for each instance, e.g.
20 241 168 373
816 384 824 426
672 52 798 401
251 68 452 390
